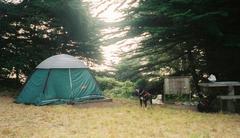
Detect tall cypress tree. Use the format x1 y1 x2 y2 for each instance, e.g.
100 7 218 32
121 0 240 82
0 0 102 81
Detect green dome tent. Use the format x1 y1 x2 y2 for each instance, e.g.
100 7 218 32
16 54 104 105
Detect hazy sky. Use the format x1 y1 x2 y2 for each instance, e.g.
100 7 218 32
84 0 141 70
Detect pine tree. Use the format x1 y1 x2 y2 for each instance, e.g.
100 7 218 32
0 0 102 81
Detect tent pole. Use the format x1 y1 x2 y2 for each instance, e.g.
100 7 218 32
69 68 73 89
43 69 51 94
69 68 74 100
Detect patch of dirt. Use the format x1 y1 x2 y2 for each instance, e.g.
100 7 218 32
73 99 131 109
161 104 198 111
0 90 18 98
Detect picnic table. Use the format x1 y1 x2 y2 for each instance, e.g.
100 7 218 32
198 81 240 112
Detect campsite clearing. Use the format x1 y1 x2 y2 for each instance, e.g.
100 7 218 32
0 92 240 138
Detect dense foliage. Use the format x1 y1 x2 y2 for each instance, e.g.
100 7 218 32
0 0 101 82
118 0 240 93
96 76 135 98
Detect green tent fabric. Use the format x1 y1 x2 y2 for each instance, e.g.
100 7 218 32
16 54 104 105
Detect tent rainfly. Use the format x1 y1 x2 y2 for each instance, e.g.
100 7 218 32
16 54 104 105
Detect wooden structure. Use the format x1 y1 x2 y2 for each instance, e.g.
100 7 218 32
199 81 240 112
164 76 191 102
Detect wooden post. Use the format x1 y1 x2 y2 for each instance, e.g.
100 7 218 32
227 86 235 112
220 98 223 112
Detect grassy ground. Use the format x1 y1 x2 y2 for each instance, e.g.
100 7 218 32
0 92 240 138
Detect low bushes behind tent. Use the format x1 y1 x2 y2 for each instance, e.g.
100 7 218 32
96 76 135 98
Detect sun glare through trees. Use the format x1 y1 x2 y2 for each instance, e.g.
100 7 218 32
84 0 141 71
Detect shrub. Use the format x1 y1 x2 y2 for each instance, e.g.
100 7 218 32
95 76 122 90
96 76 135 98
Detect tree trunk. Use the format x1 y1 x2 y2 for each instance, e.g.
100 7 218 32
16 67 20 84
187 50 202 97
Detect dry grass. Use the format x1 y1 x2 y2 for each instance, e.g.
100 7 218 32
0 95 240 138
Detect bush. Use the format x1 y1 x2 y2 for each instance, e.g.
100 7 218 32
96 77 122 90
135 79 147 89
96 76 135 98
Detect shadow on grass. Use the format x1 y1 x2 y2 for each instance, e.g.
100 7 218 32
72 98 135 109
0 82 21 98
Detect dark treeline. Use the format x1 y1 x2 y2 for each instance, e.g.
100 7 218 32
0 0 101 84
1 0 240 93
116 0 240 93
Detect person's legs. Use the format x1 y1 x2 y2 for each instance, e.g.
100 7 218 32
144 99 147 108
140 98 143 107
149 96 153 106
